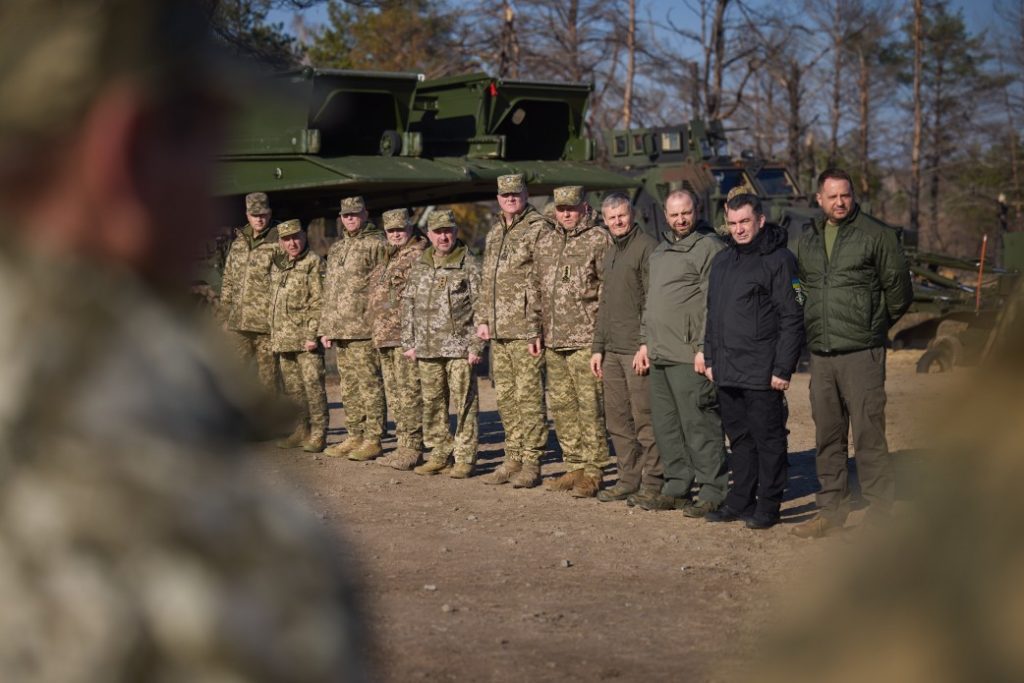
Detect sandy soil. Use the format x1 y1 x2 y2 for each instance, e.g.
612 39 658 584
249 350 960 682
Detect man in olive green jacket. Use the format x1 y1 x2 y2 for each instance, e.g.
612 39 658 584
793 168 912 538
319 196 389 461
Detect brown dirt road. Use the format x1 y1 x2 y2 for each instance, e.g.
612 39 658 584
250 350 958 682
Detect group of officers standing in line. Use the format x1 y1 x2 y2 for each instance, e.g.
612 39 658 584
219 166 912 536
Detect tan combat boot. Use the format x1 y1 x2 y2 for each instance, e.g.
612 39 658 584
448 462 474 479
510 461 541 489
276 423 308 449
348 439 383 461
570 471 602 498
791 515 834 539
481 459 522 486
302 428 326 453
413 455 451 476
386 447 423 471
324 436 362 458
544 469 582 492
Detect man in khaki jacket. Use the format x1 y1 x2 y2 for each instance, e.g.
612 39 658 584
477 174 552 488
320 196 389 461
535 186 611 498
270 220 328 453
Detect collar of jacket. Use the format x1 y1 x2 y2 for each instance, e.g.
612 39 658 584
421 241 468 269
390 233 427 258
812 203 862 233
342 222 380 240
555 219 594 238
660 222 710 252
239 223 278 247
273 243 309 270
611 222 641 247
501 204 540 232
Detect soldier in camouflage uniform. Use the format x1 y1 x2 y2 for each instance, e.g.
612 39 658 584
477 173 553 489
270 220 328 453
369 208 427 470
402 210 484 479
535 186 612 497
219 191 280 392
0 1 366 678
319 196 389 461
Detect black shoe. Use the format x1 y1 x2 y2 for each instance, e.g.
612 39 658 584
704 505 746 523
745 514 779 530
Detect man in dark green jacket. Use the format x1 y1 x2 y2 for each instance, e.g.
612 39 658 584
793 168 913 538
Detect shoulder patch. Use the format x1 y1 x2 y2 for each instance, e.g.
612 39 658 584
792 278 805 306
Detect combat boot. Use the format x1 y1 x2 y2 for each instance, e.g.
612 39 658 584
510 461 541 489
414 455 451 476
348 439 383 461
386 447 423 471
481 460 522 486
597 483 638 503
570 471 602 498
791 515 834 539
544 469 582 492
276 423 308 449
302 429 326 453
448 462 474 479
324 436 362 458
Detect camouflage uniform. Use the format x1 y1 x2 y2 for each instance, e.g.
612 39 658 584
536 187 612 483
368 211 427 453
270 221 328 450
477 176 551 469
219 192 279 392
320 200 388 445
403 224 483 468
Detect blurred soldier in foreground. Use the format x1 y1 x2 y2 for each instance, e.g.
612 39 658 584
369 208 427 470
220 191 280 392
639 190 728 517
478 173 552 488
792 168 912 538
320 196 389 462
703 194 804 530
271 220 328 453
402 210 483 478
0 0 365 680
590 193 665 504
536 186 611 498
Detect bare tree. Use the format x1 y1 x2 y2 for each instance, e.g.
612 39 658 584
910 0 923 236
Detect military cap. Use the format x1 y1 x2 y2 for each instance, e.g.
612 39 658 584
497 173 526 194
245 192 270 215
277 219 303 237
726 184 757 201
339 196 366 214
553 186 585 206
382 208 410 230
427 209 457 231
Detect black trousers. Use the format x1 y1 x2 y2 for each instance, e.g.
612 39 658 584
718 386 788 518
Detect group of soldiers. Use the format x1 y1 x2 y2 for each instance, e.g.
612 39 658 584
220 165 912 536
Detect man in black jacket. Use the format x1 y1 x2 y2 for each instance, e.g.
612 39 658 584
793 168 912 538
703 194 804 529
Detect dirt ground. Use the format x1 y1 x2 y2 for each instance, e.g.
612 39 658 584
250 350 960 682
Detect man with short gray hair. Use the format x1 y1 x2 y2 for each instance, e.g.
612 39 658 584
591 193 665 503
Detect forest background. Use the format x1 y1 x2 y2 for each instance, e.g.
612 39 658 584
210 0 1024 258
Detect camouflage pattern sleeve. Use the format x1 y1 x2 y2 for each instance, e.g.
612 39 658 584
467 255 485 356
218 233 243 322
475 226 497 328
401 263 421 350
306 257 325 343
524 215 549 339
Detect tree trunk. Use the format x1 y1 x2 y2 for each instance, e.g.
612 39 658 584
787 61 803 181
910 0 923 235
857 49 870 198
927 60 944 250
708 0 730 120
622 0 636 127
829 0 842 166
498 0 520 78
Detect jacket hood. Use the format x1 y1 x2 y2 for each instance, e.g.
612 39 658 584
421 241 468 268
342 221 381 239
735 222 788 255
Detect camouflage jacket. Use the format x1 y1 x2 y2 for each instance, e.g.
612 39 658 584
403 243 484 359
476 204 551 340
367 235 427 349
535 218 611 350
270 248 325 353
319 223 388 340
219 223 279 332
0 241 365 680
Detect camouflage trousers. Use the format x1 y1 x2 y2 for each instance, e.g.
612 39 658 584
379 347 423 450
418 357 479 464
491 339 547 464
333 339 385 440
546 348 610 475
229 329 278 393
278 350 328 438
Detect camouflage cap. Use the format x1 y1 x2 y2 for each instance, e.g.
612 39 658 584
726 184 757 201
277 219 303 237
427 209 457 231
382 208 410 230
497 174 526 194
339 196 366 215
553 186 585 206
245 192 270 215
